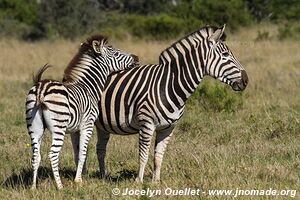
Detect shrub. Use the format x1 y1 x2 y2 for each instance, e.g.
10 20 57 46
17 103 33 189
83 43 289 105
189 79 244 112
172 0 252 29
0 0 37 38
255 30 270 41
29 0 101 40
128 14 186 40
278 23 300 40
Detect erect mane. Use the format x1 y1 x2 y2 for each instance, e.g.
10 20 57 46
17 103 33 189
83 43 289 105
158 25 226 64
63 34 108 82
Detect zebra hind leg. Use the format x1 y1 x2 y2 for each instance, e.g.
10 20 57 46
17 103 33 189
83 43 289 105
27 108 45 189
96 128 110 178
71 132 79 169
44 111 68 189
152 128 174 183
71 131 88 175
74 125 94 183
136 122 155 183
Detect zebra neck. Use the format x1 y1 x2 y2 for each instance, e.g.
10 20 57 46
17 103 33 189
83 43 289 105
64 56 108 102
159 48 203 107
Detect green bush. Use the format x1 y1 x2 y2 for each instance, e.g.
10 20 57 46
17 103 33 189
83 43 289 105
128 14 186 40
189 79 244 112
278 23 300 40
0 0 300 40
255 30 270 41
28 0 101 40
172 0 252 29
0 0 37 38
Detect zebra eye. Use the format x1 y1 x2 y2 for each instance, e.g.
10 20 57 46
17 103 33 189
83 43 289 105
114 51 120 57
222 52 230 57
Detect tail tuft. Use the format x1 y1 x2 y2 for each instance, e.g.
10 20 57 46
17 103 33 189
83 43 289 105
32 64 52 85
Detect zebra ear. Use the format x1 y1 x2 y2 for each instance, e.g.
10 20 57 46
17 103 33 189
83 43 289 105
92 40 103 54
209 24 226 42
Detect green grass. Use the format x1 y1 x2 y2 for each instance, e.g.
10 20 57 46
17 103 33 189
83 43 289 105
0 25 299 199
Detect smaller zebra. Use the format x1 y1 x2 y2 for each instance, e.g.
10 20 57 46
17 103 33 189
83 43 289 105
25 35 139 189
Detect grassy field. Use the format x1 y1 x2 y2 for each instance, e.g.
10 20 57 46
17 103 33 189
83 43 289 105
0 25 299 199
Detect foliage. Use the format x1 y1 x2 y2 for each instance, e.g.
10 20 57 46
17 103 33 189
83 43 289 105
31 0 101 40
278 22 300 40
245 0 300 21
0 0 37 38
0 0 300 40
189 79 244 113
127 14 186 40
255 30 270 41
173 0 252 29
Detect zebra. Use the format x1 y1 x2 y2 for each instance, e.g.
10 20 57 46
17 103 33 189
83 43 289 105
71 25 249 183
25 35 139 189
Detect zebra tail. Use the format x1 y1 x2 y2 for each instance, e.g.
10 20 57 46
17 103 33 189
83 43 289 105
32 64 52 110
32 63 52 85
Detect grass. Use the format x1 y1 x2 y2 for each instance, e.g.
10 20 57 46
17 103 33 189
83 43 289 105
0 24 299 199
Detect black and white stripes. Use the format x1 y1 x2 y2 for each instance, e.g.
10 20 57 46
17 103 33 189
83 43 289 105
25 35 138 189
80 25 248 182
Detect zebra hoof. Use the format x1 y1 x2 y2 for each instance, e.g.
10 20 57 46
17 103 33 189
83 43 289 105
74 178 83 183
99 174 105 179
151 178 160 184
135 177 143 183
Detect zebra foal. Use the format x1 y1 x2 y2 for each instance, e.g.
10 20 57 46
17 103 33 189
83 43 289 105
72 25 248 183
25 35 139 189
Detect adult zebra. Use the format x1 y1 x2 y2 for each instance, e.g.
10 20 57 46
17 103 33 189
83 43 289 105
72 25 248 183
25 35 139 189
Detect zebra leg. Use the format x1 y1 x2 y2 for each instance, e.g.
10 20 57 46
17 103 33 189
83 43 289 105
74 125 93 183
71 132 79 167
48 130 66 189
96 128 110 178
152 127 174 183
136 123 155 183
45 112 68 189
27 109 44 189
71 131 88 175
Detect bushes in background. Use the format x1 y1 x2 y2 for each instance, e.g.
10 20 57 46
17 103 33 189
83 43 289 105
0 0 299 40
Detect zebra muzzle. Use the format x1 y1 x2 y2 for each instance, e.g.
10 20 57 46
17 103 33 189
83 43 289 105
131 54 140 66
232 70 248 91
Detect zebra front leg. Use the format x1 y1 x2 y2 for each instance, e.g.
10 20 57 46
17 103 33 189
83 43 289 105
96 128 110 178
153 127 174 183
74 125 93 183
136 123 155 183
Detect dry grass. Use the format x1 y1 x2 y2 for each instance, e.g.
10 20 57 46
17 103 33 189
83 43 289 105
0 24 299 199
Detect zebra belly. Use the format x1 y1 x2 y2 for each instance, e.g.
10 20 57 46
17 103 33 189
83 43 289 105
96 106 140 135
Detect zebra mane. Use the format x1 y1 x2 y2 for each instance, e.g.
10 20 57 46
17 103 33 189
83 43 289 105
158 25 226 64
63 34 108 82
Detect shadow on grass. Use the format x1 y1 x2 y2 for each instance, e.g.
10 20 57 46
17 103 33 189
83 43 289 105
90 169 137 182
1 166 76 189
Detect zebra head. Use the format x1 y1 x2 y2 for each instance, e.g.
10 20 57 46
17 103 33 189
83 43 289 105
91 36 139 72
204 25 248 91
